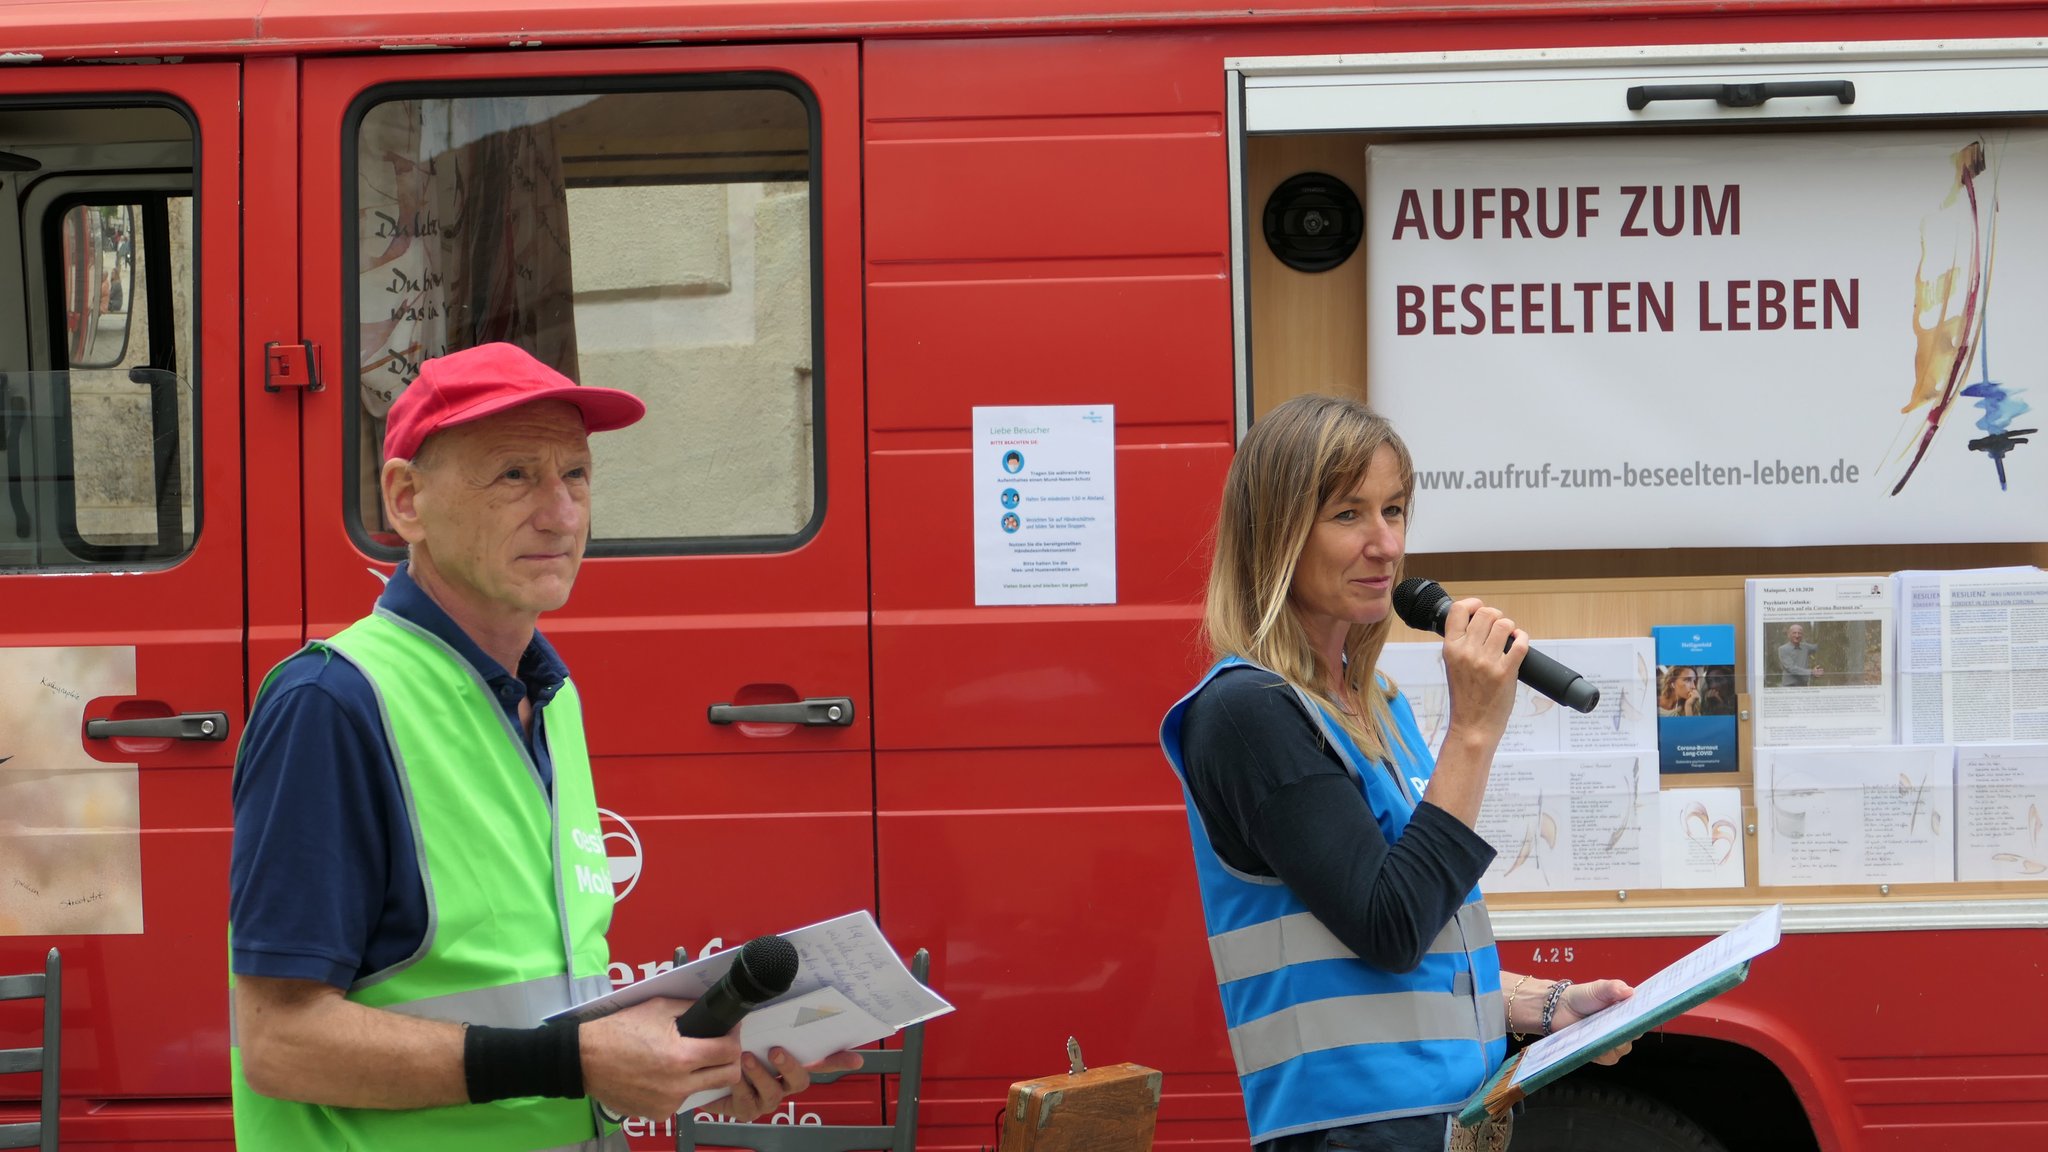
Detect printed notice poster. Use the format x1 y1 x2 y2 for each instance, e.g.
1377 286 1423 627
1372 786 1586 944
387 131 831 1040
973 405 1116 606
1747 577 1895 746
1939 571 2048 743
1365 131 2048 552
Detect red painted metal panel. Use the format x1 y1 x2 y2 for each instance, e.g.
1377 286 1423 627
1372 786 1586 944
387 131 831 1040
863 28 1246 1146
865 34 1228 122
870 443 1227 603
867 133 1224 264
866 275 1232 431
12 1 2048 62
0 61 242 1143
876 748 1232 1138
244 56 308 693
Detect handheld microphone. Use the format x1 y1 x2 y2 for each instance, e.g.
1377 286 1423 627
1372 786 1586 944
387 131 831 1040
674 934 800 1039
1392 578 1601 715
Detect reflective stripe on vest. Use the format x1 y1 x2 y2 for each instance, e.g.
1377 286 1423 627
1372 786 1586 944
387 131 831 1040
230 610 618 1152
1159 657 1507 1145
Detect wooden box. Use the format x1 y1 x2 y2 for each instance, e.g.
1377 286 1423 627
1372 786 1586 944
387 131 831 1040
999 1062 1161 1152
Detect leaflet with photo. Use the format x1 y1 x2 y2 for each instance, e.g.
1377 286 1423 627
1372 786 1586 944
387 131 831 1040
1746 578 1895 746
1652 625 1739 773
1755 745 1954 886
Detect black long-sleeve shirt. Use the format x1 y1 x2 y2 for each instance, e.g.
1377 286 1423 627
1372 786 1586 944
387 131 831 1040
1178 666 1495 973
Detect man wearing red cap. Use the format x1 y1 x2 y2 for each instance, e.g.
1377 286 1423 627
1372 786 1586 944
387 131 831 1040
227 344 853 1151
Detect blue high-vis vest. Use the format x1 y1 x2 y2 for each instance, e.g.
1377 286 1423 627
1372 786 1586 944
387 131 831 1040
1160 658 1507 1146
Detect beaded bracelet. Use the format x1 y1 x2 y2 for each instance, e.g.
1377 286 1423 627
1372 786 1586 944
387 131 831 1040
1539 978 1574 1036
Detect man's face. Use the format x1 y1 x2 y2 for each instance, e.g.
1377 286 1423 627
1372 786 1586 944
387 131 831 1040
1787 624 1805 645
397 400 593 617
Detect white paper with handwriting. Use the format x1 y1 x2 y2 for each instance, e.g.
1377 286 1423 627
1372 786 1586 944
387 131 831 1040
548 910 951 1110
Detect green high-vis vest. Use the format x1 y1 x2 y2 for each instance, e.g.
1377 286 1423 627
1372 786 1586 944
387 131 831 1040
230 609 622 1151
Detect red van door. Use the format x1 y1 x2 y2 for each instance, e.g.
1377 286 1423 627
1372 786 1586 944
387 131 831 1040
0 64 247 1145
294 46 873 1133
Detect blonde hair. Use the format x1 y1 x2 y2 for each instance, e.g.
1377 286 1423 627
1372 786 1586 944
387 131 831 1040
1203 394 1414 762
1658 665 1698 712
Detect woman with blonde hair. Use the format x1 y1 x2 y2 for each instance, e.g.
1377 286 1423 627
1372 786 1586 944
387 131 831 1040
1160 395 1632 1152
1658 665 1702 717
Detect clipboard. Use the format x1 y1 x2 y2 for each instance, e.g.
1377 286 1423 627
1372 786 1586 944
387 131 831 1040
1457 961 1751 1128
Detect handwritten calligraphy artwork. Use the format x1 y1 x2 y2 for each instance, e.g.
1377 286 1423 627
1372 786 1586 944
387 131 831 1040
0 646 140 935
357 97 582 422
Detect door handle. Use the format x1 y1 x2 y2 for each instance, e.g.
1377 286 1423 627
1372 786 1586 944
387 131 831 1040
707 698 856 727
85 711 230 741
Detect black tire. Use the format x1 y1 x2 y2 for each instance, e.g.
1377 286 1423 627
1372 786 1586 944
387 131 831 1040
1509 1082 1726 1152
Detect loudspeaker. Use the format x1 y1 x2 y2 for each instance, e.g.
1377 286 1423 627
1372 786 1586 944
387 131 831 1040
1262 171 1363 273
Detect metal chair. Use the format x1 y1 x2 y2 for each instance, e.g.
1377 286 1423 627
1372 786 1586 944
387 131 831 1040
0 948 60 1152
678 948 929 1152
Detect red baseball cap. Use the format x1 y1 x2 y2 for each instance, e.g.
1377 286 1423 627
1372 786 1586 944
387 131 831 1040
383 342 646 462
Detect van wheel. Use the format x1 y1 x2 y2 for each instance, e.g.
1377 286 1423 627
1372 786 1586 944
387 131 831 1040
1509 1082 1726 1152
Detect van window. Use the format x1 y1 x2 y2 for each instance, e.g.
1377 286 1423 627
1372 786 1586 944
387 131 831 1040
348 84 819 554
0 104 199 571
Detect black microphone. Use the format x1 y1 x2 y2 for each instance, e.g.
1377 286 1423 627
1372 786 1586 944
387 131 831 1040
1392 578 1601 714
674 934 800 1038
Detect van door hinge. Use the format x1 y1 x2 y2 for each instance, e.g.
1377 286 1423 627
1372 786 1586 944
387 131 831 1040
264 340 321 392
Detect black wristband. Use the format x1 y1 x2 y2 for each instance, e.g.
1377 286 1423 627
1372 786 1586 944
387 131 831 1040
463 1021 585 1104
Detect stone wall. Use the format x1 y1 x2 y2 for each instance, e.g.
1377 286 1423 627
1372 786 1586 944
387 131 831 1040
570 181 814 541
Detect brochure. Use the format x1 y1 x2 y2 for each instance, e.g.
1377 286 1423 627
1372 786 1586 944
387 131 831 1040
1652 625 1738 773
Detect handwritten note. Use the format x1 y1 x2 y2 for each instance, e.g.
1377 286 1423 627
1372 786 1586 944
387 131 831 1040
677 988 890 1113
550 910 951 1033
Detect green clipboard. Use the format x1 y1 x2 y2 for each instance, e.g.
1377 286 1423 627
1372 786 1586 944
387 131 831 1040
1457 961 1751 1128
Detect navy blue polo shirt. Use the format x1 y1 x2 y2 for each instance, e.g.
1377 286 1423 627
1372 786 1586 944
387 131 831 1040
229 563 572 989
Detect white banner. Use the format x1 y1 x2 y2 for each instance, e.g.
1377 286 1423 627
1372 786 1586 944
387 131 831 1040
1365 130 2048 551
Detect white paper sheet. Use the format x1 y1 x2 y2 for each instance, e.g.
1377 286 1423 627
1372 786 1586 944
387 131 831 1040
1755 745 1955 885
1475 753 1659 893
1939 571 2048 744
550 910 952 1034
1955 744 2048 881
677 988 890 1113
1380 638 1656 758
1746 578 1896 746
1897 570 1954 745
1657 787 1747 889
1511 905 1782 1086
972 404 1116 605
